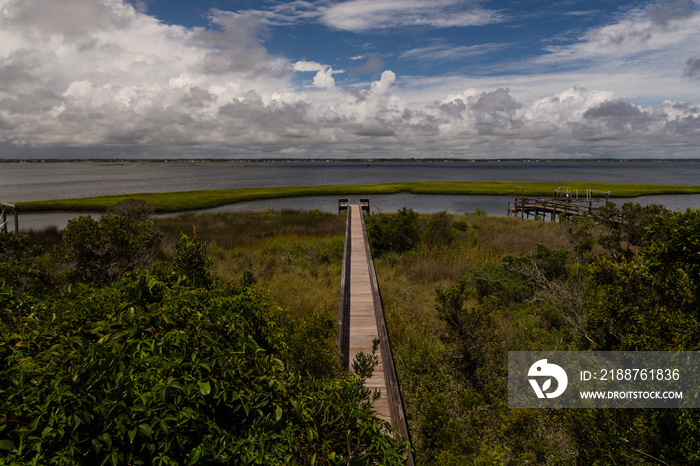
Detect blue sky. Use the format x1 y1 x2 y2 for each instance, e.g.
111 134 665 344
0 0 698 159
145 0 627 79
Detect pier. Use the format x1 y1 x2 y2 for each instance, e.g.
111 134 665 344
508 186 613 222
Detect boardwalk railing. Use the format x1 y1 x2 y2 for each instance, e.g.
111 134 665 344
335 206 352 368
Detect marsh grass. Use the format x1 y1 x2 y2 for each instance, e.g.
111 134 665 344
156 209 344 247
23 226 62 253
18 181 700 212
155 210 345 320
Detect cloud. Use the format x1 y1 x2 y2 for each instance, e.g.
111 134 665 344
293 60 326 72
312 68 337 89
683 56 700 79
197 10 287 77
400 41 506 62
213 0 503 33
239 1 322 27
0 0 133 38
348 54 385 78
430 86 700 156
537 0 700 66
319 0 503 32
0 0 699 159
293 61 343 89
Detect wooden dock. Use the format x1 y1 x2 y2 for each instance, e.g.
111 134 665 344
336 203 413 464
507 186 614 222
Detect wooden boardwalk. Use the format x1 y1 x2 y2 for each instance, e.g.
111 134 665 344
347 204 390 421
336 203 413 464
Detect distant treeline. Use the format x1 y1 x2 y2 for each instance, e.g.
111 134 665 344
5 157 700 163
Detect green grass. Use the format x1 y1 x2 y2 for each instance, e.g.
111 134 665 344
17 181 700 212
154 210 346 320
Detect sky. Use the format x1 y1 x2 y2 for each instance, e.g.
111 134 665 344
0 0 699 159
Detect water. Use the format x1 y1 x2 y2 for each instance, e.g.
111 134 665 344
5 160 700 231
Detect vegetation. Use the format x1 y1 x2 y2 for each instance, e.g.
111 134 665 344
59 200 163 284
6 195 700 464
0 203 410 465
17 181 700 212
367 204 700 464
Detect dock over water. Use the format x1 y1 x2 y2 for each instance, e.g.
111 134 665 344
507 186 612 221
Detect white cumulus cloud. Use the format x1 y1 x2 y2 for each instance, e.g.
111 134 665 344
0 0 698 159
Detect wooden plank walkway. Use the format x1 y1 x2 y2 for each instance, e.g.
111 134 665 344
346 204 391 422
336 203 414 465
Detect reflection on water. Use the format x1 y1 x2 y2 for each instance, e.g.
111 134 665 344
17 193 700 232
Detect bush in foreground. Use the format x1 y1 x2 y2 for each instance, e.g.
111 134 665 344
0 234 408 465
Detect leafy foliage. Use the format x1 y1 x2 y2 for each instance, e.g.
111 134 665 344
172 234 214 288
1 210 409 465
585 208 700 353
596 201 670 260
59 201 163 284
281 311 340 379
0 230 55 293
370 205 700 464
0 267 407 465
365 207 420 256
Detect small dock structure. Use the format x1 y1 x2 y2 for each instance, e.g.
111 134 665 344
336 202 413 465
339 197 371 214
508 186 611 221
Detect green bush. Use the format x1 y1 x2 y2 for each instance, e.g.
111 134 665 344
281 312 340 379
172 234 214 288
586 208 700 352
365 208 420 257
421 211 455 249
60 208 163 284
0 270 408 465
596 201 670 260
0 230 55 293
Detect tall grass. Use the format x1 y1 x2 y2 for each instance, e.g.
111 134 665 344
155 210 345 320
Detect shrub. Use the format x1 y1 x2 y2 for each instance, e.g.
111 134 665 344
365 208 420 257
0 230 55 293
421 211 454 249
0 270 408 465
172 234 213 288
596 201 670 260
60 206 163 284
281 312 340 379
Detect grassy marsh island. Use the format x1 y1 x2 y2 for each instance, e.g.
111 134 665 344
16 181 700 212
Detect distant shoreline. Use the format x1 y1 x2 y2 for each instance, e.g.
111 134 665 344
3 157 700 164
16 181 700 213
